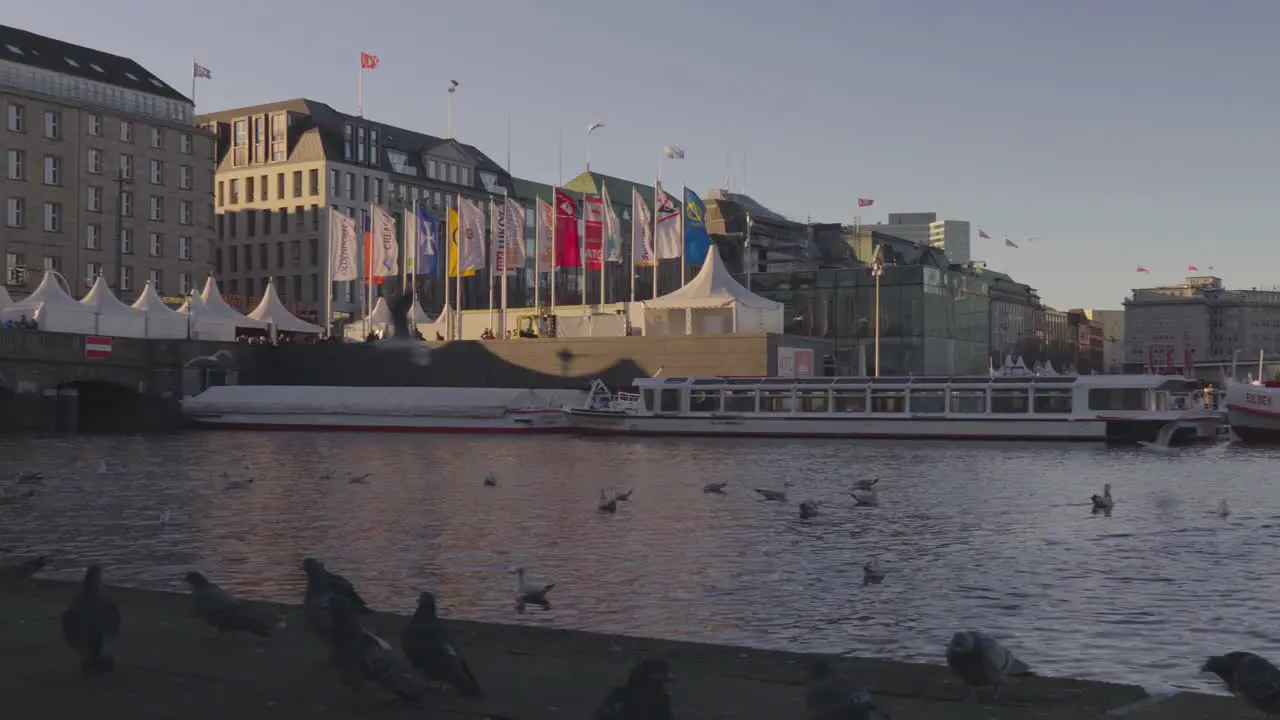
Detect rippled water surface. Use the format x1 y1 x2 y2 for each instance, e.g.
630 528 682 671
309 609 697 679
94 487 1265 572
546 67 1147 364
1 432 1277 691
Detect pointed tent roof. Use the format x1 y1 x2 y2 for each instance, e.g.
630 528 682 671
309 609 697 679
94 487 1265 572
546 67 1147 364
80 276 148 318
177 290 205 316
0 285 11 310
247 281 323 333
361 296 394 326
642 245 783 311
200 276 268 329
132 281 181 315
14 272 84 311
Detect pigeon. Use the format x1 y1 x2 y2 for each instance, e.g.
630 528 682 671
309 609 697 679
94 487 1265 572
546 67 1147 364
1090 484 1114 511
805 656 891 720
598 490 619 514
703 481 728 494
302 557 336 640
401 591 483 698
327 594 424 701
511 567 554 610
183 571 272 638
946 631 1033 700
799 501 820 519
1203 652 1280 715
592 658 674 720
0 555 48 579
61 565 121 675
302 558 374 614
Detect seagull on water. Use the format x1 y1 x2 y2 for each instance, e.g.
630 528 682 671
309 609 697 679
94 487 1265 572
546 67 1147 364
15 470 43 485
799 501 819 519
483 473 498 487
852 489 881 507
614 488 634 502
160 508 190 526
703 481 728 494
347 472 372 485
852 477 880 491
1217 498 1231 518
863 559 886 585
1091 484 1114 511
511 567 554 610
755 481 792 502
598 490 619 514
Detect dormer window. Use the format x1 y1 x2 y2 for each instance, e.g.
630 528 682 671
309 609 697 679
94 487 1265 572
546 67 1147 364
64 57 79 68
125 72 138 81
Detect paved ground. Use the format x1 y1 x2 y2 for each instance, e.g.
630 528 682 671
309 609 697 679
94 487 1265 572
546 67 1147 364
0 573 1254 718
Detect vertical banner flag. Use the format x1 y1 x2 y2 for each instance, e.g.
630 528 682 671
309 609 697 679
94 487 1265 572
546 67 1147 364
362 212 385 285
370 205 398 277
583 194 604 271
447 208 476 278
490 198 509 275
504 198 527 275
458 198 487 273
536 198 554 269
631 188 655 267
683 188 712 264
654 181 682 259
602 186 623 263
414 204 438 275
327 208 358 281
554 189 580 267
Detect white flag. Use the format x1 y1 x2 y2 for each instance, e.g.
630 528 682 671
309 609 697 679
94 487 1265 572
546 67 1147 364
327 207 358 281
370 205 398 277
536 198 554 269
458 198 487 272
489 197 508 274
654 180 682 260
631 188 655 268
505 197 527 272
661 145 685 160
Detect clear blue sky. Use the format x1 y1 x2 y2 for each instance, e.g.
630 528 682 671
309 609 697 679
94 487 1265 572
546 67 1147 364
12 0 1278 309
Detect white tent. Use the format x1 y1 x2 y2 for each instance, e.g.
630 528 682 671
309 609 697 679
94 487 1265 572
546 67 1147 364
360 296 394 336
247 281 323 334
200 276 268 330
0 286 12 312
641 245 784 336
346 295 441 341
419 303 451 340
1 273 97 333
131 281 190 339
80 277 148 338
178 291 237 341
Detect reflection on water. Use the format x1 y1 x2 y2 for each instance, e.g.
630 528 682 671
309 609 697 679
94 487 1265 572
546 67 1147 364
0 432 1275 692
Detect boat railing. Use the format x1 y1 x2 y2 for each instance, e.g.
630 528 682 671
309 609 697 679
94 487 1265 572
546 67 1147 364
584 379 642 413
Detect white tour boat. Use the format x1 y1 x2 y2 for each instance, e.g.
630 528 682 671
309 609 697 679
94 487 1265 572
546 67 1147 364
1224 378 1280 444
566 375 1223 444
183 385 585 434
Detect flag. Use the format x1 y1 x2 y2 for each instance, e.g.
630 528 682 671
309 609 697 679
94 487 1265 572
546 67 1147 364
683 188 712 264
554 188 580 267
601 186 623 263
504 197 527 271
1136 265 1149 273
661 145 685 160
361 213 385 285
458 197 486 272
370 205 398 277
447 208 476 278
857 198 873 208
326 208 358 282
360 52 379 69
583 195 604 271
490 197 510 275
1004 238 1018 249
631 188 655 267
654 181 681 259
1188 264 1199 271
978 229 991 239
193 62 212 80
412 204 438 275
536 198 554 269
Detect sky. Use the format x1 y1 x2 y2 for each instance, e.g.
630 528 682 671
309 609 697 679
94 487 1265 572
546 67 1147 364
10 0 1279 310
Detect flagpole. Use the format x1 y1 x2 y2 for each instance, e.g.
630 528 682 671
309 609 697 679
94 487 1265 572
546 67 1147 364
629 191 636 306
455 193 463 339
551 187 558 316
366 203 374 337
501 197 509 337
357 64 363 118
487 197 495 334
443 209 451 340
533 199 541 313
600 191 607 309
409 199 418 316
680 185 687 287
323 211 332 338
190 60 197 108
580 194 587 316
651 177 659 301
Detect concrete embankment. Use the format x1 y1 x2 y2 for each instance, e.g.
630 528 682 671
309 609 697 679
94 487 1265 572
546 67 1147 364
0 577 1249 718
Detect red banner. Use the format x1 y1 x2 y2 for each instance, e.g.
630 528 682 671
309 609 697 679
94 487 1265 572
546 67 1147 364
583 194 603 271
554 189 580 267
363 232 385 285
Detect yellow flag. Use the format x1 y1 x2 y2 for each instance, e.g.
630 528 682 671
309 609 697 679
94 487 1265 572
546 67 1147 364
447 207 476 278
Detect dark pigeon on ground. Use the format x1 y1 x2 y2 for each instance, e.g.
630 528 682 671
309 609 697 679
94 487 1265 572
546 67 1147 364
805 656 891 719
301 558 336 640
1203 651 1280 715
402 591 483 698
592 658 674 720
327 593 424 701
946 631 1034 701
61 565 121 675
302 557 374 614
183 571 272 638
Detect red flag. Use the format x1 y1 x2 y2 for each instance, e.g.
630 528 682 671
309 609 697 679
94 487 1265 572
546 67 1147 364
1187 264 1199 271
554 189 580 267
978 229 990 239
362 218 385 285
1136 265 1149 273
583 194 604 271
360 52 379 70
857 198 874 208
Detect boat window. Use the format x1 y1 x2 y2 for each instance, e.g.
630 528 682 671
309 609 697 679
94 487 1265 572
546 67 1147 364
950 390 987 414
1088 388 1148 411
1033 389 1072 414
909 390 946 414
642 389 655 412
759 390 793 413
990 389 1029 413
659 388 682 413
870 391 906 413
832 390 867 413
797 391 828 413
723 389 756 412
689 390 720 413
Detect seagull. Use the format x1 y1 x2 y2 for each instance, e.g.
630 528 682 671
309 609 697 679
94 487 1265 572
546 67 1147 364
592 659 674 720
1203 652 1280 716
703 481 728 494
1217 499 1231 518
401 591 483 698
946 631 1034 701
183 571 273 638
15 470 43 485
160 508 190 526
852 477 880 491
598 489 618 514
863 559 886 585
0 487 36 505
347 472 372 485
326 594 424 701
1091 484 1114 512
799 501 819 520
755 481 792 502
853 489 880 507
805 656 890 720
483 473 498 487
61 565 121 675
511 567 554 610
224 475 254 491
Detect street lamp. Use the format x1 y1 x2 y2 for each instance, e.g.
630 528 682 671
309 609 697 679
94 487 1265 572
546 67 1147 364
871 245 884 377
446 80 459 139
586 122 604 171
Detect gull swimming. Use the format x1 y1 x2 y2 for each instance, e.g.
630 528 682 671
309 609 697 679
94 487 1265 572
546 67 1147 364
483 473 498 487
799 501 819 520
1217 498 1231 518
755 481 792 502
598 490 619 514
703 481 728 494
853 489 880 507
853 477 880 491
511 567 555 610
863 559 886 585
1091 484 1114 511
15 471 43 485
614 488 634 502
347 472 372 485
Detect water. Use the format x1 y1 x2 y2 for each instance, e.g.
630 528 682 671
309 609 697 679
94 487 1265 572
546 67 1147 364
0 432 1275 693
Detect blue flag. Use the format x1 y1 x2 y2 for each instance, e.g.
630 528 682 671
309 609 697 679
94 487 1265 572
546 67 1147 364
683 188 712 265
415 205 438 275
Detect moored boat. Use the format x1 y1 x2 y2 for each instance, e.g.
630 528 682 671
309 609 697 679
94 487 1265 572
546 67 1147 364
1224 378 1280 444
566 375 1223 444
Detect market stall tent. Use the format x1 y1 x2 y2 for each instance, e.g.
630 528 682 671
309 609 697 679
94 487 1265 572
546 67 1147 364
246 281 323 334
641 245 784 336
1 273 97 333
80 277 148 338
131 281 189 339
200 276 268 330
177 291 237 341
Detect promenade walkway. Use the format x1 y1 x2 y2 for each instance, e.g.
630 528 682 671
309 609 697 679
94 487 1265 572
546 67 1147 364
0 576 1250 718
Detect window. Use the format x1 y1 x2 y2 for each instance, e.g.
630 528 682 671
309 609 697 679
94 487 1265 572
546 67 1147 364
356 127 366 162
343 172 354 199
6 103 24 132
870 391 906 413
797 390 828 412
178 236 192 260
722 389 755 412
361 175 371 201
85 223 102 249
328 169 338 195
275 241 284 267
87 113 101 136
150 127 163 149
427 159 437 179
5 198 22 227
149 196 163 221
6 149 22 180
178 271 191 293
180 133 192 154
290 239 301 263
120 190 133 217
309 169 319 196
659 388 682 413
370 129 379 164
259 174 268 201
85 263 102 286
1088 388 1148 411
1033 389 1073 414
688 390 720 413
909 390 946 414
120 265 133 291
217 180 225 207
6 252 25 285
276 173 285 200
121 228 134 254
374 178 384 204
43 110 60 139
119 153 133 179
149 269 163 292
990 389 1029 414
244 244 252 271
246 176 255 202
311 203 320 229
87 185 102 212
120 120 133 143
87 148 102 174
262 209 273 235
832 389 866 412
43 256 60 273
43 202 61 232
179 200 193 225
448 164 458 184
229 178 239 204
150 159 164 185
42 155 60 185
343 123 353 160
758 390 792 413
950 390 987 414
178 165 193 189
461 167 470 187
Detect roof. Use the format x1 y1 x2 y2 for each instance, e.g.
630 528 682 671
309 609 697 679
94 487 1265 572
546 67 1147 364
247 281 323 333
642 245 783 312
0 24 190 103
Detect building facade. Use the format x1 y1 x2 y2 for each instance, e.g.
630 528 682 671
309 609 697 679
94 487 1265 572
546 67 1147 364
859 212 972 265
1 24 214 303
199 98 515 324
1083 308 1124 373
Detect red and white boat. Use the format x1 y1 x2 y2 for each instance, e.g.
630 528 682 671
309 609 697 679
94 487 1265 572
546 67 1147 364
1225 379 1280 444
182 386 585 434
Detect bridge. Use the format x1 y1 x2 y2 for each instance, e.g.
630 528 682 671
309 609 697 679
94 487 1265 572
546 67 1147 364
0 330 238 432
